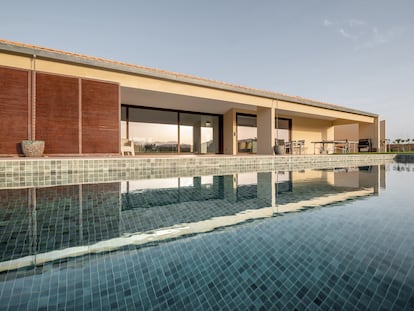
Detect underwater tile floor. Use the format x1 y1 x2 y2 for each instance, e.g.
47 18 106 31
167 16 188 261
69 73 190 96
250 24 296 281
0 165 413 310
1 201 413 310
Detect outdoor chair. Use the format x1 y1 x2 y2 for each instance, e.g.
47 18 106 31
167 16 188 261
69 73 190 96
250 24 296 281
358 138 372 152
121 139 135 156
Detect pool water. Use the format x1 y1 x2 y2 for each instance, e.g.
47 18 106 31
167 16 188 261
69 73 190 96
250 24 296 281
0 163 413 310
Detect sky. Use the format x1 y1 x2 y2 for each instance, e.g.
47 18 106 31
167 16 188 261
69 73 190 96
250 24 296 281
1 0 413 141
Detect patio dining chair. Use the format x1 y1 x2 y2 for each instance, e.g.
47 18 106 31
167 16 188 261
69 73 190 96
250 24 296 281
121 138 135 156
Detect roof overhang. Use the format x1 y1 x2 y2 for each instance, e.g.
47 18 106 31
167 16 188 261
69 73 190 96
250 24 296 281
0 39 378 119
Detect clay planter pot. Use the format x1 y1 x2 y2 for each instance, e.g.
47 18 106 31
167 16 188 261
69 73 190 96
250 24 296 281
21 140 45 157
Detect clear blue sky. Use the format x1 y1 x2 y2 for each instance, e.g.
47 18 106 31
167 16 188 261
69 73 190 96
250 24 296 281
1 0 413 141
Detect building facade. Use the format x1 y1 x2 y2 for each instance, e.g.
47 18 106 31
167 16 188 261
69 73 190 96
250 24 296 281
0 39 383 156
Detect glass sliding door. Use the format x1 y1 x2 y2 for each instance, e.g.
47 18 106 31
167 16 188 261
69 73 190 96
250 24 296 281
180 113 219 154
128 108 178 153
121 105 221 154
275 118 291 143
179 121 193 153
237 114 257 154
121 106 127 139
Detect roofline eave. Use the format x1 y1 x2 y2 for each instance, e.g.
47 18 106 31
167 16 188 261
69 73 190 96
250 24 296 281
0 40 378 118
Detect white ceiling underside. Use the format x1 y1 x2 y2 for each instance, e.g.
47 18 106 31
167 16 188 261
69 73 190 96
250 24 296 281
276 108 336 121
121 87 255 114
121 87 345 121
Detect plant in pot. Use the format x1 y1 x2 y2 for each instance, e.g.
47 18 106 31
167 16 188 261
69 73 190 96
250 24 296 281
21 140 45 157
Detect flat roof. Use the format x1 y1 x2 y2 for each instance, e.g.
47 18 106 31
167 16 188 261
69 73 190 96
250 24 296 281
0 38 378 118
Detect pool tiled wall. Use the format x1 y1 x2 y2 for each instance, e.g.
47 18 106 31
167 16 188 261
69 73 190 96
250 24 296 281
0 154 397 188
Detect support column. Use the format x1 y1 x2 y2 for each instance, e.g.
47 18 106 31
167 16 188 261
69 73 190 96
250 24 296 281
320 124 335 154
359 117 380 152
380 120 386 152
325 125 335 141
223 109 237 155
257 107 275 155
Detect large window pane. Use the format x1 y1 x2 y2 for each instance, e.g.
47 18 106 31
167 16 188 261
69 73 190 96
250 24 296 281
237 114 257 153
179 124 193 153
275 118 291 144
180 113 219 154
121 106 127 139
122 106 221 154
129 108 178 153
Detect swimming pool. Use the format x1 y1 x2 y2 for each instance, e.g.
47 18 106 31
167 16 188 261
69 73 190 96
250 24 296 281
0 162 413 310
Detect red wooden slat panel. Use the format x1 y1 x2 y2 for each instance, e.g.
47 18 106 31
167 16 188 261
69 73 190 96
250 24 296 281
82 79 119 154
36 73 79 154
0 67 29 155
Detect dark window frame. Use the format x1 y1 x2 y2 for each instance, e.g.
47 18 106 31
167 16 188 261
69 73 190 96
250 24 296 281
121 104 223 154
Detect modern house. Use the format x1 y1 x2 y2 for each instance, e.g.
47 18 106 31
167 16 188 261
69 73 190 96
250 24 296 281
0 39 385 157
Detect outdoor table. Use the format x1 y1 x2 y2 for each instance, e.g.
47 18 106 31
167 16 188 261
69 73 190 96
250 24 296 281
311 140 358 154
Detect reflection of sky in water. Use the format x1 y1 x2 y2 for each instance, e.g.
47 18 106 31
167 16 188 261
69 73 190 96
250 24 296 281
385 163 414 190
0 165 386 265
122 176 214 192
237 172 257 185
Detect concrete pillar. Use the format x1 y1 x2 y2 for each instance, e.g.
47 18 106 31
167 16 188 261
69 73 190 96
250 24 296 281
320 124 336 154
257 107 275 155
325 125 335 141
223 109 237 155
380 120 386 152
359 117 380 152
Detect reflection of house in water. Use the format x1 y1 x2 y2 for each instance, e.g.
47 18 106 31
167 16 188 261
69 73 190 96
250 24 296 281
0 183 121 269
0 165 385 271
275 166 385 213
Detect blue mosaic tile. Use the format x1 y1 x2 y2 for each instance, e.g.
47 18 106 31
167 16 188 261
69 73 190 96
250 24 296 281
0 164 413 310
